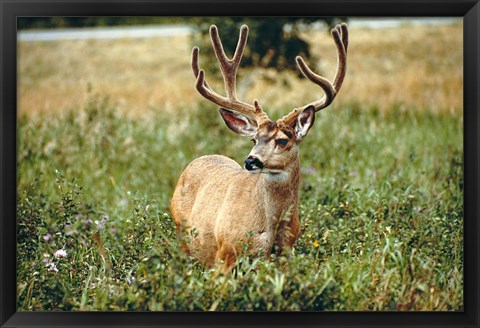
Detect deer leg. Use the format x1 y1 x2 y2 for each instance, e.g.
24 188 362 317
274 213 300 256
215 243 238 274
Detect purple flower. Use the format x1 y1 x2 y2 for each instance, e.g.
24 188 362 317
110 227 117 234
43 233 52 242
97 215 109 230
65 224 76 235
301 167 317 175
83 219 93 226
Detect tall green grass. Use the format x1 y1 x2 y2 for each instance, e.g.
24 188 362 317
17 93 463 311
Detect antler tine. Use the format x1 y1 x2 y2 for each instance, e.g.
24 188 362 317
191 24 270 123
194 69 256 115
299 23 348 112
192 46 212 90
295 55 335 111
278 23 348 126
210 24 248 100
339 23 349 53
331 23 348 92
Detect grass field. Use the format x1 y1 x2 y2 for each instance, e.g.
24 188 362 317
17 21 463 311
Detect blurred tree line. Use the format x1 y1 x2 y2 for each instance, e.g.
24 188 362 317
191 17 345 72
19 17 346 72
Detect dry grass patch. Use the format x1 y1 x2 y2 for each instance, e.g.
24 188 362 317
18 23 462 117
19 35 196 117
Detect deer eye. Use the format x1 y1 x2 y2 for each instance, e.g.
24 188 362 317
276 139 288 147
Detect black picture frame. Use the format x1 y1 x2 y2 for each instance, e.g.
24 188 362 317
1 0 479 327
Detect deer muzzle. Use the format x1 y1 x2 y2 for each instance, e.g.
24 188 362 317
244 156 264 171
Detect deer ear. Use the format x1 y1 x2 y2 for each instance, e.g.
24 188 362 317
291 106 315 142
219 108 258 136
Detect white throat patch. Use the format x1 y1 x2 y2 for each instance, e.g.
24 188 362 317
262 169 289 182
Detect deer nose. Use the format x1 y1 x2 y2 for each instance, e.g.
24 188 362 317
244 156 264 171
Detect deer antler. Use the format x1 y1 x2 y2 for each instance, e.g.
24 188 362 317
192 25 270 124
278 23 348 126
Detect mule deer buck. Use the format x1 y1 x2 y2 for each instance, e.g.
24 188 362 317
171 23 348 273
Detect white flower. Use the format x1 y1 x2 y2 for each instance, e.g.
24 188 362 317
47 262 59 272
54 249 67 258
43 258 59 272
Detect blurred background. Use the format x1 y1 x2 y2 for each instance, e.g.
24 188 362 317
18 17 462 118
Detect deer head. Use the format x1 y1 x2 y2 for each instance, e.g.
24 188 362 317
191 24 348 177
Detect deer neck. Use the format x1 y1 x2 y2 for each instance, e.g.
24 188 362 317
257 159 300 221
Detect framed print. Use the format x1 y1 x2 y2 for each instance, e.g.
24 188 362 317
1 0 479 327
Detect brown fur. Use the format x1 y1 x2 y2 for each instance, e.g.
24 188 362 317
171 123 302 273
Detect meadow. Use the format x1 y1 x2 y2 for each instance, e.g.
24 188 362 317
17 21 463 311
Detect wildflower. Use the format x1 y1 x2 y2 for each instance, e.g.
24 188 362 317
83 219 93 226
110 227 117 234
65 224 75 236
54 249 67 258
313 240 320 248
43 233 52 242
301 167 317 175
96 215 109 230
43 257 59 272
47 262 59 272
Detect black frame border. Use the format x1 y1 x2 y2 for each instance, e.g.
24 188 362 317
1 1 479 327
